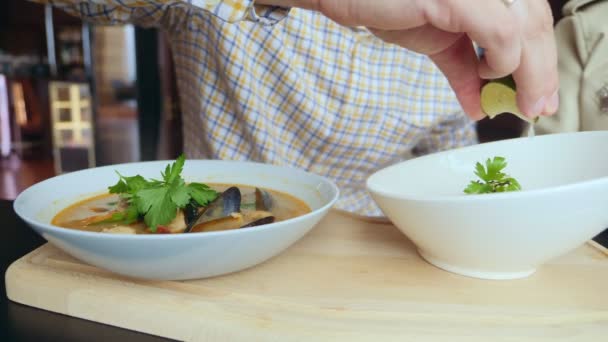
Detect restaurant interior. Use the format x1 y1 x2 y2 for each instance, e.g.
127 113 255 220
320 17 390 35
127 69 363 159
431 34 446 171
2 1 608 341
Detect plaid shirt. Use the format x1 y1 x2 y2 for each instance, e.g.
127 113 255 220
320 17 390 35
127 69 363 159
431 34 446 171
35 0 477 217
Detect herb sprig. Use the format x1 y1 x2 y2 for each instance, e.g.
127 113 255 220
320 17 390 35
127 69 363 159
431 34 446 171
464 156 521 194
108 155 218 232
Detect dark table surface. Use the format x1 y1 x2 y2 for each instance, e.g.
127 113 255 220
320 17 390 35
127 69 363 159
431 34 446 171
2 199 607 341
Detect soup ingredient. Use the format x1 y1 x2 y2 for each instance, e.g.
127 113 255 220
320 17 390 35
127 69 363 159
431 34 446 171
464 156 521 194
102 226 137 234
52 160 312 234
108 155 218 232
52 183 310 234
185 186 275 233
480 76 539 124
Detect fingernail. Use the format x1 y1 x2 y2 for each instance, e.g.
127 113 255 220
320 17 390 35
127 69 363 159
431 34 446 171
544 90 559 115
525 96 546 118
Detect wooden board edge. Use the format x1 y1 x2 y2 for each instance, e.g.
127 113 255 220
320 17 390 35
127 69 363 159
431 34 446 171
5 246 42 304
587 240 608 256
4 242 608 341
4 247 178 341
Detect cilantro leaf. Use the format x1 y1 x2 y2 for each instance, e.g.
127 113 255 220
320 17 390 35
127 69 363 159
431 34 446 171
123 174 151 193
91 205 139 226
162 154 185 184
464 181 491 194
122 204 140 224
464 156 521 194
187 183 218 206
484 156 507 181
105 154 218 232
170 181 191 208
474 162 487 181
135 186 178 230
108 172 151 196
108 179 128 194
505 177 521 191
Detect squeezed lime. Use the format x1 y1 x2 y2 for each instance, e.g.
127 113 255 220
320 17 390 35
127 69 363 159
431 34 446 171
480 76 538 124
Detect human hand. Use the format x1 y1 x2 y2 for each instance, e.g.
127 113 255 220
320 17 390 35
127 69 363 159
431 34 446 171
256 0 559 121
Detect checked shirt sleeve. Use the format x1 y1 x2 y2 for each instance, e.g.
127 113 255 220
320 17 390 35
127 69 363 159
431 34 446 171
28 1 289 26
413 112 479 156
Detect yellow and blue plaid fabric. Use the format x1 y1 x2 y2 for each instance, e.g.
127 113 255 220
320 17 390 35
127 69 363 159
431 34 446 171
35 0 478 216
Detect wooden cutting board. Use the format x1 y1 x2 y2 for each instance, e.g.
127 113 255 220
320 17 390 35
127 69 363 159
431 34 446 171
6 211 608 341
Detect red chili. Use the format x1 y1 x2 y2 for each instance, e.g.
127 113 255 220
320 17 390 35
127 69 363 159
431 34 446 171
156 226 171 234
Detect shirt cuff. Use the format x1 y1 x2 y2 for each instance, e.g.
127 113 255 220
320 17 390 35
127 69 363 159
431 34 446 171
250 4 290 25
190 0 289 24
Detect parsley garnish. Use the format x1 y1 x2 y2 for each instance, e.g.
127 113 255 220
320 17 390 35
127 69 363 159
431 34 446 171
108 155 218 232
464 156 521 194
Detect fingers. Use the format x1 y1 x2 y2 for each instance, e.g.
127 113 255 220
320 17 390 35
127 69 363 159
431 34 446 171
316 0 427 29
370 25 463 56
512 1 559 117
513 35 558 118
430 35 485 121
476 30 521 80
425 0 557 118
422 0 522 79
260 0 559 119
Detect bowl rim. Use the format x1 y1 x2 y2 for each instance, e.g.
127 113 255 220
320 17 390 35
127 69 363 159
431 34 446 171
14 159 340 240
366 130 608 202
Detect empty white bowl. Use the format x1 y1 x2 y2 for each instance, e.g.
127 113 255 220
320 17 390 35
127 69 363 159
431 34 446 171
14 160 339 280
367 131 608 280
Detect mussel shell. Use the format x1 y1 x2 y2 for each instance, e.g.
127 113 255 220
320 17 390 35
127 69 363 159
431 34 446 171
183 200 201 226
185 187 241 233
241 215 275 228
255 188 273 211
218 186 241 216
190 215 244 233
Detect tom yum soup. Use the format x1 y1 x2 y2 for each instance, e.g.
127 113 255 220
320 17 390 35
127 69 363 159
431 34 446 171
52 156 311 235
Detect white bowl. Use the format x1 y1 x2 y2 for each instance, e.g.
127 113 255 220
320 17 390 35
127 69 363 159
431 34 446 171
14 160 339 280
367 131 608 280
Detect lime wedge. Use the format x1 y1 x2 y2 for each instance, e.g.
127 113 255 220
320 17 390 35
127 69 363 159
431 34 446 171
480 76 538 123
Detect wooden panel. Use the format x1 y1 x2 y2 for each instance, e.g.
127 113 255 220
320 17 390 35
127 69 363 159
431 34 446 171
6 211 608 341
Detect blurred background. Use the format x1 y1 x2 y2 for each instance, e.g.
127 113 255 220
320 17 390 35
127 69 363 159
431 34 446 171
0 0 182 199
0 0 568 200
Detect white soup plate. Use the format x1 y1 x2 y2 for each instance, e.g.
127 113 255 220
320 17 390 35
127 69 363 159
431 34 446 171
14 160 339 280
367 131 608 280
